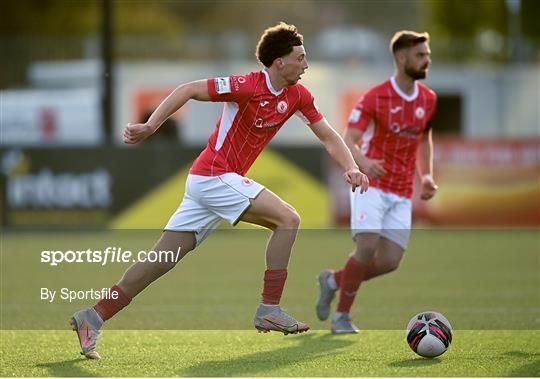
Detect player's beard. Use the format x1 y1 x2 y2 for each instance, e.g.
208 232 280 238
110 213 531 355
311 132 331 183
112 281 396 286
405 64 428 80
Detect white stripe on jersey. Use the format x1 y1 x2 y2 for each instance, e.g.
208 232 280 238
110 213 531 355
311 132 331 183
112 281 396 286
294 110 310 124
349 109 361 123
215 102 239 151
379 89 388 185
236 91 265 174
360 120 375 156
388 87 400 191
393 95 406 191
222 77 264 175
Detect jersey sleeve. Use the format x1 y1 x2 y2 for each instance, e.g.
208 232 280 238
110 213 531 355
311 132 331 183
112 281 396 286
294 85 324 125
206 73 254 103
348 91 376 132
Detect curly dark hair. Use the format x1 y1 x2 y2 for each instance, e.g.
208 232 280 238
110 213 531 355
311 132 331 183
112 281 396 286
390 31 430 54
256 22 304 67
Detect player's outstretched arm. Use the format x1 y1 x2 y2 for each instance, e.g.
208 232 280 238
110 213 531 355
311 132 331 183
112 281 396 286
416 128 438 200
309 118 369 193
123 80 210 144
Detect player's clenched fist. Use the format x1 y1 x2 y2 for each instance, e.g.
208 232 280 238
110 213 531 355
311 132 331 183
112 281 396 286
123 123 156 144
420 174 438 200
343 168 369 193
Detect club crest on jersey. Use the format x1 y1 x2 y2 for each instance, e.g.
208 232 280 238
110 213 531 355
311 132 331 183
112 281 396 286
277 101 288 114
237 76 246 84
415 107 425 119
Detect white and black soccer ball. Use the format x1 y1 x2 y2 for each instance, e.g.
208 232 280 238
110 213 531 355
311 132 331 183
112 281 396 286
406 311 452 358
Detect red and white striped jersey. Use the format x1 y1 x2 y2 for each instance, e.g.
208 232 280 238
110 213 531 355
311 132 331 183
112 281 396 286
190 70 324 176
348 77 437 198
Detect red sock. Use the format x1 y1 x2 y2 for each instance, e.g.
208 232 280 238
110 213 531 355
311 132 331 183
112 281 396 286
334 260 377 287
334 268 343 287
336 257 368 313
261 269 288 305
94 284 132 321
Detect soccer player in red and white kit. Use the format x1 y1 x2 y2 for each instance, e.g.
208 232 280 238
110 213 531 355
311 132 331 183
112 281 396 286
316 31 438 333
70 23 369 359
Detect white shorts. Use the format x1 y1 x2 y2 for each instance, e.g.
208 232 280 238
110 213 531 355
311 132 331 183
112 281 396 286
350 187 412 249
164 173 265 246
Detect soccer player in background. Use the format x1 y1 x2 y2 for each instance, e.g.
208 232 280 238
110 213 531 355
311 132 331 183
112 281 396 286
316 31 438 333
70 22 369 359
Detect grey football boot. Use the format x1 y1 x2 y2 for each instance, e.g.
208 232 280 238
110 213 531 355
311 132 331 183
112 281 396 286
331 312 360 334
316 270 337 321
70 307 103 359
254 305 309 335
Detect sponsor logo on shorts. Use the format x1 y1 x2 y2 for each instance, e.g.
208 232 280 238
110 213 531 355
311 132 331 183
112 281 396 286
358 212 368 222
242 178 254 187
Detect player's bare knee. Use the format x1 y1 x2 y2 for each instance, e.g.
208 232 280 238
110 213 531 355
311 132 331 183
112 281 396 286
388 257 402 272
353 248 377 263
377 256 401 275
353 238 378 259
278 207 301 230
384 263 399 274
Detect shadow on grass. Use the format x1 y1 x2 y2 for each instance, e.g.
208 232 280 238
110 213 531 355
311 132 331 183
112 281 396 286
181 333 356 377
388 357 442 368
503 351 540 377
507 359 540 377
35 357 97 377
503 351 539 358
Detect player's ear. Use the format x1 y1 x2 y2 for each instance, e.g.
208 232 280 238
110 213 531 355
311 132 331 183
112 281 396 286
275 57 284 69
395 50 406 66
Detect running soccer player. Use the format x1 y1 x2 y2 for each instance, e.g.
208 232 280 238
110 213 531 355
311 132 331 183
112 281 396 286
70 22 369 359
316 31 438 333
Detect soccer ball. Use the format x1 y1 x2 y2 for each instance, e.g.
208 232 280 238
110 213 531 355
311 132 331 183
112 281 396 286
406 311 452 358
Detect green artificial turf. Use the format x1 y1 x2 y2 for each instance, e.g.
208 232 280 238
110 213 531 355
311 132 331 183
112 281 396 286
1 229 539 376
1 330 539 377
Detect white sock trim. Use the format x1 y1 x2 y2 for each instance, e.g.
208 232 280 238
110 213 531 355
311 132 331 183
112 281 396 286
333 311 348 321
260 303 280 308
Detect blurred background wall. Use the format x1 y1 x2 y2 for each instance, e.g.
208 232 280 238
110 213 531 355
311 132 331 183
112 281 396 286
1 0 539 228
